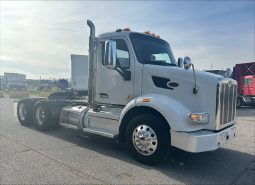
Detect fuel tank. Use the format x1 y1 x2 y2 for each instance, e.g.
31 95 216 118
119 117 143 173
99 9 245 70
59 104 89 127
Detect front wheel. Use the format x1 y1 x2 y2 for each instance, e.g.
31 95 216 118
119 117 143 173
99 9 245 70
126 114 170 165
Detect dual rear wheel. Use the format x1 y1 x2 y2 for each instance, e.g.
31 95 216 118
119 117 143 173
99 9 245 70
17 100 57 130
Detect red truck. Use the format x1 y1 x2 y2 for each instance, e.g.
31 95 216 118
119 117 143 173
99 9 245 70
232 62 255 108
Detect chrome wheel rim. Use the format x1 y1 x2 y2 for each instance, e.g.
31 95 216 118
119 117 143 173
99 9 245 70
35 107 45 125
132 124 158 156
18 103 27 121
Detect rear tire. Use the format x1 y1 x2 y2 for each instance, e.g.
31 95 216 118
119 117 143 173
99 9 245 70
34 101 57 131
126 114 170 165
17 99 33 126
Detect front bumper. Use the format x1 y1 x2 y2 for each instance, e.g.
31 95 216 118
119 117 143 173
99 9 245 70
171 124 236 153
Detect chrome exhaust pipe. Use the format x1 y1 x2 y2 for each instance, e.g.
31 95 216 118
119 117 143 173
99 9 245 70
87 20 97 110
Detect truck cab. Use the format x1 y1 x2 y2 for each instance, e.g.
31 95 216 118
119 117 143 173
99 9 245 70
240 75 255 96
92 26 237 130
17 20 238 165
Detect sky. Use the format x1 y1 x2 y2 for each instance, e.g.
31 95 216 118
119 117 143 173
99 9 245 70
0 0 254 79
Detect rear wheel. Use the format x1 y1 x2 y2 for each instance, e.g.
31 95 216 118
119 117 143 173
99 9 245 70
126 114 170 165
17 100 33 126
34 102 56 130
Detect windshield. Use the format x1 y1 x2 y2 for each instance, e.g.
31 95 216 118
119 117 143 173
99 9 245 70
129 33 176 66
243 78 253 85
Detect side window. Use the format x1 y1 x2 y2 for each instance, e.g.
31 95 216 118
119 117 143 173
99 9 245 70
116 39 130 69
102 39 130 69
151 53 170 63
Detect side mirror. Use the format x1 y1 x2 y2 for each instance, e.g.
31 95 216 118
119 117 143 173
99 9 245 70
177 58 184 68
183 56 192 70
104 40 117 69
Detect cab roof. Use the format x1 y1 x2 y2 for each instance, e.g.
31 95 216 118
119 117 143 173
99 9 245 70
97 30 165 42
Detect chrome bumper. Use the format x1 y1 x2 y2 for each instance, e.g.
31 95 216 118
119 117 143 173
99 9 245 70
171 123 236 153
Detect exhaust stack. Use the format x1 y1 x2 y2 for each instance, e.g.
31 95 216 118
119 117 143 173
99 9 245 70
87 20 97 110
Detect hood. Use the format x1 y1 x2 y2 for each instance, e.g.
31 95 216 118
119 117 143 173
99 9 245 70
142 65 225 130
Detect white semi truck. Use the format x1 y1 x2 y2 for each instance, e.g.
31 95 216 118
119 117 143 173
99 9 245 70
17 20 237 165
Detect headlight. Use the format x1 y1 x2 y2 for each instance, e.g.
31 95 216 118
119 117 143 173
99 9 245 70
188 113 210 124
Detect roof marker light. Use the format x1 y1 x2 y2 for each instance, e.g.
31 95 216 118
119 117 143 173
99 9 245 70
143 31 151 35
123 28 131 31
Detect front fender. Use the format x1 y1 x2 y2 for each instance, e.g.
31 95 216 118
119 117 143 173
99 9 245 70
119 94 204 132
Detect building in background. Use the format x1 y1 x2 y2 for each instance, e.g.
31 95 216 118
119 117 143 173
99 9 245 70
0 76 5 90
4 72 26 90
26 78 69 91
1 72 70 91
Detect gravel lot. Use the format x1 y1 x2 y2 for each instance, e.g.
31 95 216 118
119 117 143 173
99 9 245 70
0 98 254 184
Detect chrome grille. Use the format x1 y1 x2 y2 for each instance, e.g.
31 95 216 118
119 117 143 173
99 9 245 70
216 79 237 130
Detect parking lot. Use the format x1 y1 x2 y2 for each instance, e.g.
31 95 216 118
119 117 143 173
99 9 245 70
0 98 254 184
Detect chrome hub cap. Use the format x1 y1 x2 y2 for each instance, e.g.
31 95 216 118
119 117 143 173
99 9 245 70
18 103 27 120
132 125 158 156
36 107 45 125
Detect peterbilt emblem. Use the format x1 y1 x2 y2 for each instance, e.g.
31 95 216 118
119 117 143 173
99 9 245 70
152 76 179 90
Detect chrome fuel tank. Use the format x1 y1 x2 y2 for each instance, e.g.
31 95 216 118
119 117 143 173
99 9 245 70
59 104 89 128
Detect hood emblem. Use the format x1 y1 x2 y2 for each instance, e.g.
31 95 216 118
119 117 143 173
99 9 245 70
152 76 179 90
167 81 179 88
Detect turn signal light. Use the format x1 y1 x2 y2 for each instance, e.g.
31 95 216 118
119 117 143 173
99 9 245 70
188 113 210 124
142 98 151 103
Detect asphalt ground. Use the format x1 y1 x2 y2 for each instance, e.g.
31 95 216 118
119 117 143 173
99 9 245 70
0 98 254 185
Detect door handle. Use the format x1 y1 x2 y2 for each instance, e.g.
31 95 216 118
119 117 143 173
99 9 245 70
99 93 108 98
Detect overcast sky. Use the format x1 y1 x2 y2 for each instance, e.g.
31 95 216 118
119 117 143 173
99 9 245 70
0 1 254 79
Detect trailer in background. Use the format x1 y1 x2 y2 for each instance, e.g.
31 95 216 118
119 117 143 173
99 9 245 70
71 55 88 93
47 55 88 100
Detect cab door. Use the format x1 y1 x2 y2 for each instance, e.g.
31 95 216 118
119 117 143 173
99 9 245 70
96 38 134 105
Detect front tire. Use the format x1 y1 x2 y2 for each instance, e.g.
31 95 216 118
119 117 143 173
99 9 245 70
126 114 170 165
